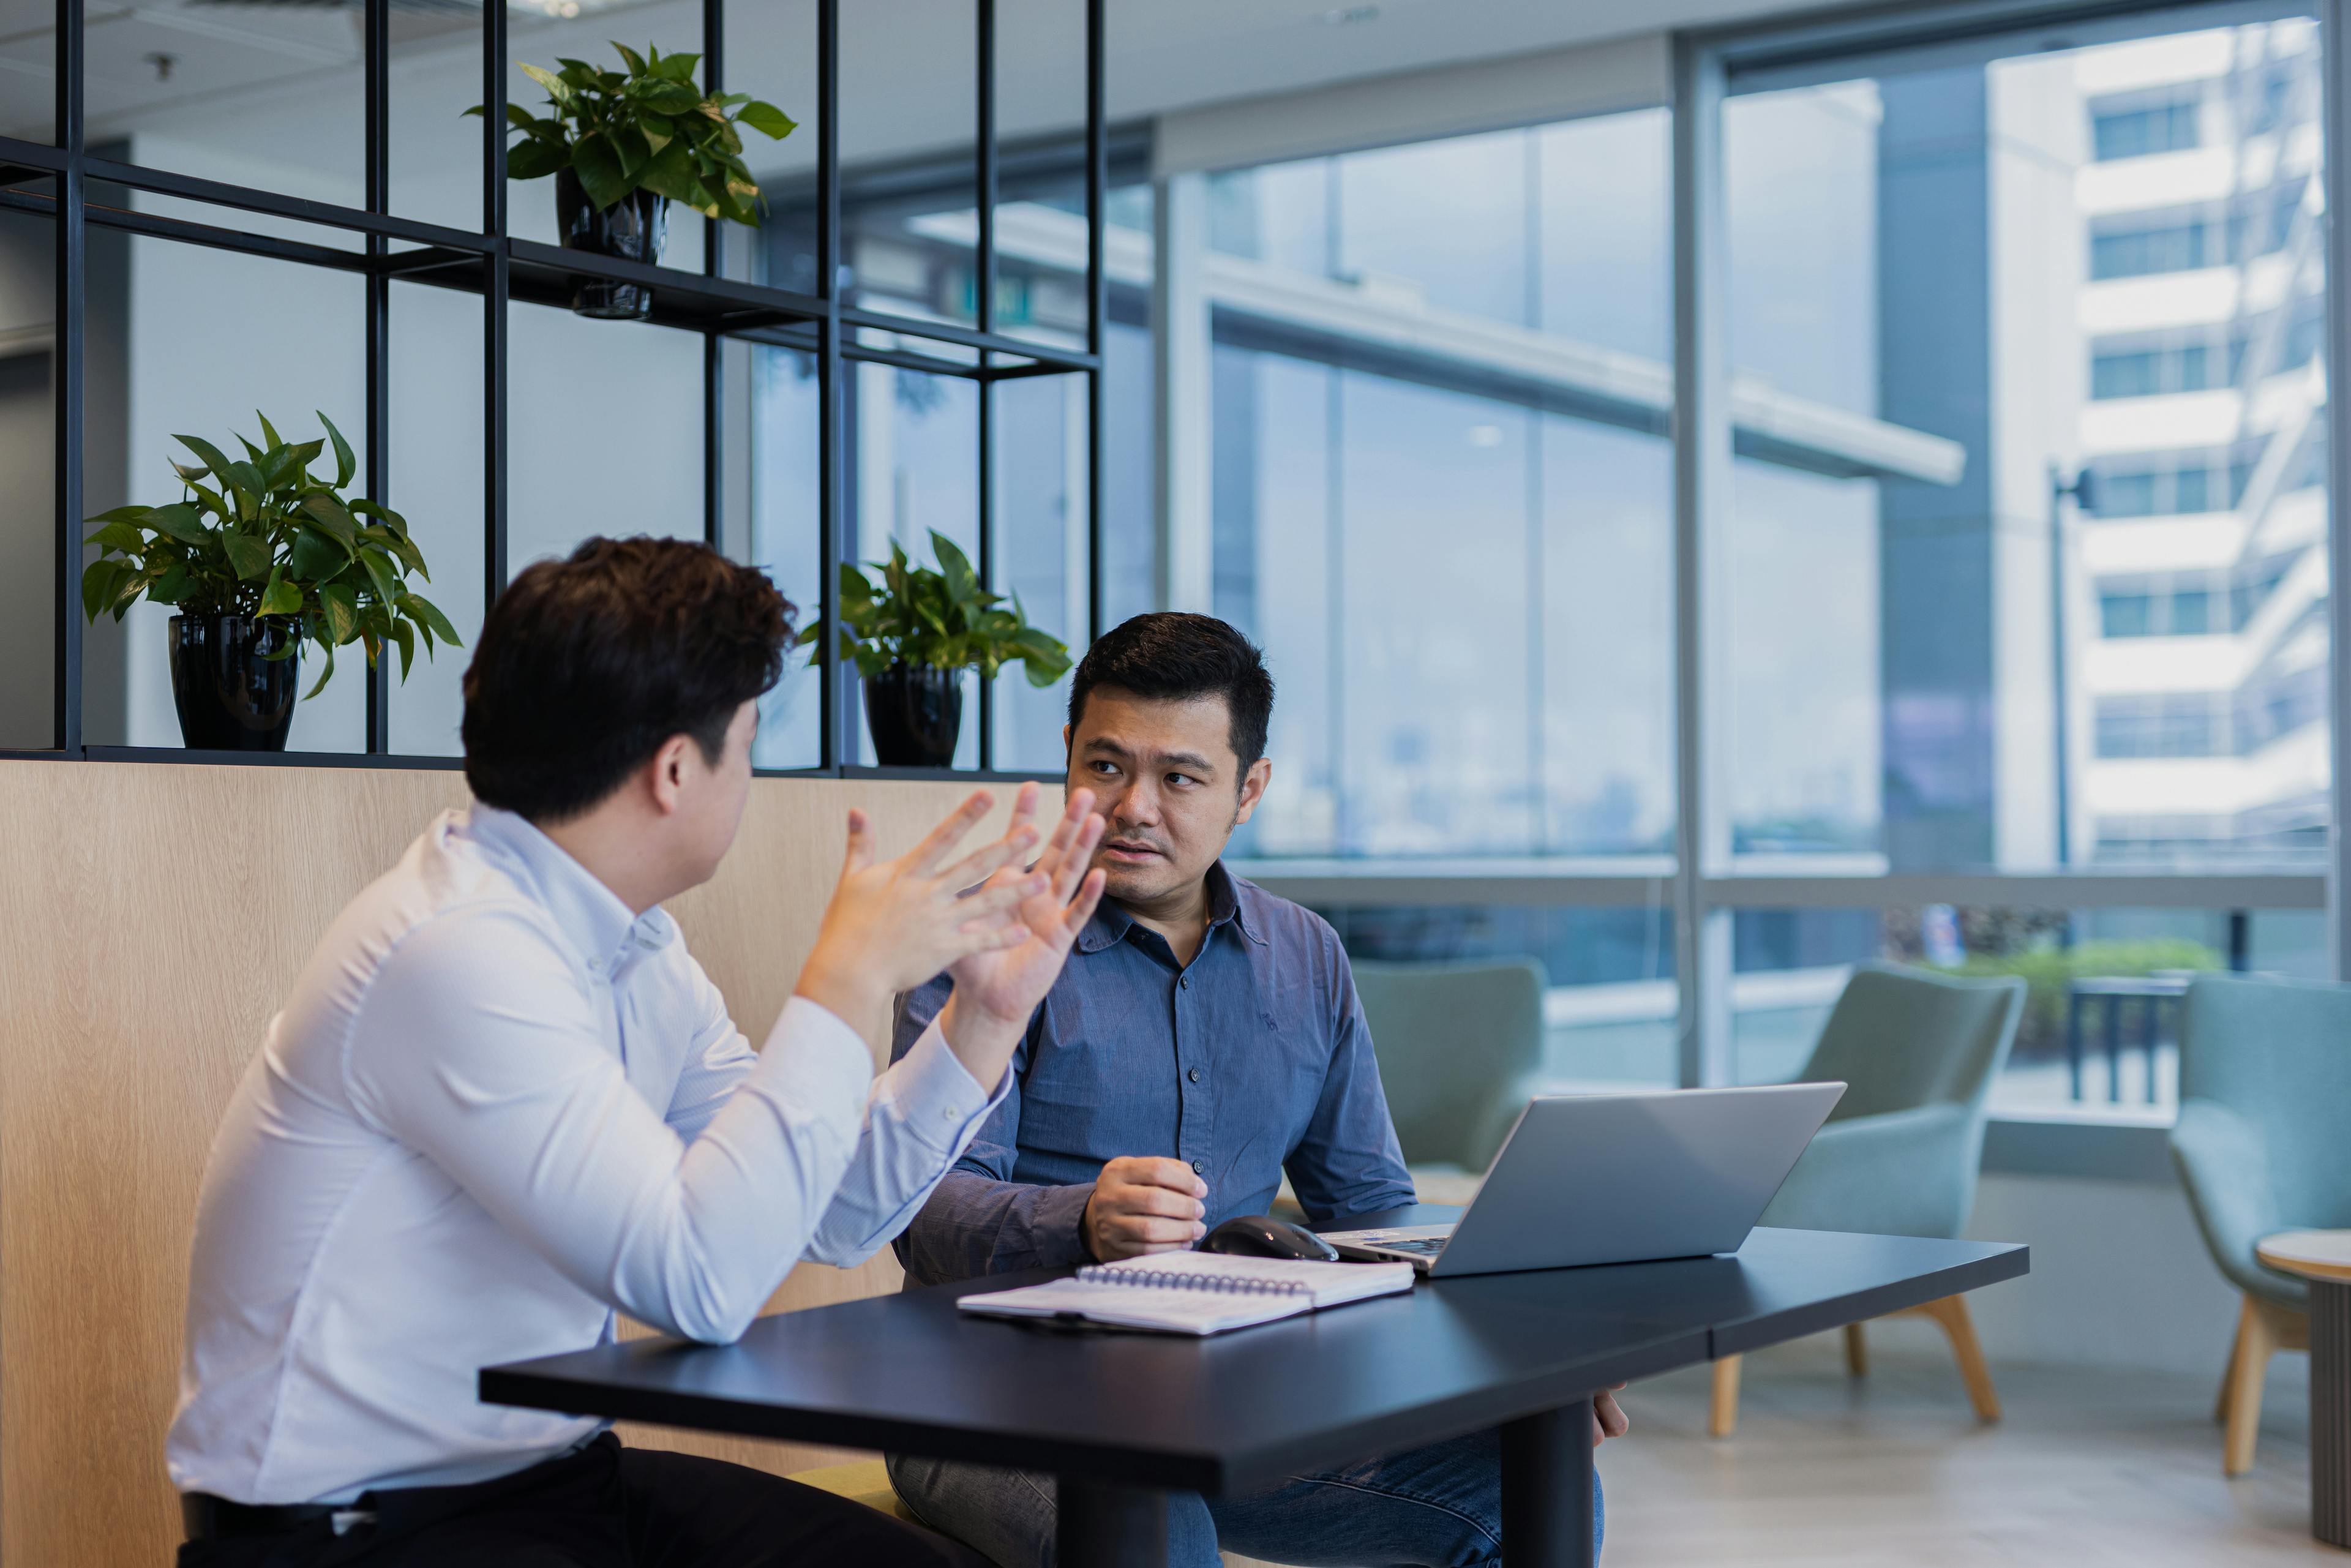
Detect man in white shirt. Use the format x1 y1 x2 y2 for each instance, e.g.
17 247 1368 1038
167 536 1107 1567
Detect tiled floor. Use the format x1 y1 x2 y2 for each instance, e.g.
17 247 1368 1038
1592 1334 2334 1566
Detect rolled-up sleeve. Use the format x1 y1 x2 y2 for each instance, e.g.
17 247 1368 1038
888 976 1096 1285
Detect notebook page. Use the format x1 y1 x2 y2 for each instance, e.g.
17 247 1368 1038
1082 1251 1414 1308
956 1279 1308 1335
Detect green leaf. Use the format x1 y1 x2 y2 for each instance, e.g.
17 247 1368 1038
399 591 463 648
571 133 633 210
318 411 356 490
80 559 124 623
299 490 358 549
221 531 274 581
611 121 653 178
504 102 538 129
174 434 245 497
348 499 410 540
84 520 148 553
256 568 303 617
931 531 979 604
320 580 361 645
736 100 797 141
255 410 282 449
640 80 702 116
612 41 650 75
288 527 348 582
355 546 400 608
86 504 154 526
637 137 706 207
652 50 701 82
520 61 573 105
151 559 191 606
507 138 569 181
144 502 209 546
304 637 335 701
224 460 268 511
391 618 416 681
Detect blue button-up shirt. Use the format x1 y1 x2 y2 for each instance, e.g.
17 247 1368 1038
890 863 1415 1285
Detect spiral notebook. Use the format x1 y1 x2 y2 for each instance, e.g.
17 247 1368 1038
956 1251 1417 1335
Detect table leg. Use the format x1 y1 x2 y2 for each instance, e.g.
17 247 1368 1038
1502 1399 1597 1568
1058 1477 1168 1568
2314 1278 2349 1549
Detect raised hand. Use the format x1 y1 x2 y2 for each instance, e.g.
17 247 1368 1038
793 790 1049 1031
935 784 1108 1087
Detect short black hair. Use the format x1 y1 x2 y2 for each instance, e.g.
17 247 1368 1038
462 536 792 823
1067 612 1274 775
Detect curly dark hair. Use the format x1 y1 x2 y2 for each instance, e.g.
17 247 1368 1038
461 536 793 822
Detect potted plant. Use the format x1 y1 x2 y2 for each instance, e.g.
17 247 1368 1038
469 42 796 319
802 531 1074 768
81 413 460 752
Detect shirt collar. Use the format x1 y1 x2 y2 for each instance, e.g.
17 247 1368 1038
1074 861 1267 955
463 804 677 973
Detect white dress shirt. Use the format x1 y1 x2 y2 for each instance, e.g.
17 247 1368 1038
166 804 1003 1506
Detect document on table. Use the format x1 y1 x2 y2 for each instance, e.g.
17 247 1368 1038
957 1251 1415 1336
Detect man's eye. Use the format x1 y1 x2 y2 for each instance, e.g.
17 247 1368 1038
1090 760 1119 775
1168 773 1195 789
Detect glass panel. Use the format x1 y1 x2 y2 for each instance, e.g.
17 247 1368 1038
1727 902 2320 1117
89 5 362 206
1304 903 1678 1089
992 0 1087 350
506 299 703 574
386 280 485 759
0 201 51 749
846 361 978 768
719 0 820 290
89 227 366 751
838 0 977 325
1202 108 1673 863
389 5 484 233
749 342 822 771
0 0 51 143
1724 13 2330 872
1098 186 1154 636
989 370 1087 771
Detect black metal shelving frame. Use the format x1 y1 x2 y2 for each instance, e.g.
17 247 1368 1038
5 0 1107 781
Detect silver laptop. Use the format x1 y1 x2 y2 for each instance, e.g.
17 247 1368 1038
1323 1082 1845 1278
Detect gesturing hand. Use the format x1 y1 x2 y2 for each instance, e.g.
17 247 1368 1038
1594 1386 1630 1446
793 790 1049 1030
936 784 1109 1087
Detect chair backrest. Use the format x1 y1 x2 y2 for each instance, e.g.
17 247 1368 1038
1797 962 2025 1120
1352 957 1547 1171
2181 973 2351 1228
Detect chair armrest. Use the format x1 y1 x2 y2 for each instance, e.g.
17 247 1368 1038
2170 1099 2298 1305
1758 1103 1979 1238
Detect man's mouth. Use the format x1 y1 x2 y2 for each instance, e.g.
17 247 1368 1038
1100 841 1164 863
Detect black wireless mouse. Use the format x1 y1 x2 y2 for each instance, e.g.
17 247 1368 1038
1200 1214 1341 1262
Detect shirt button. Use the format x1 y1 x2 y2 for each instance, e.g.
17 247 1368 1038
1187 1068 1201 1083
943 1107 959 1122
1179 975 1190 989
1191 1159 1205 1175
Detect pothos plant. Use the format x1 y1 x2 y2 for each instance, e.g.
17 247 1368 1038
81 413 460 699
801 531 1074 688
468 42 796 225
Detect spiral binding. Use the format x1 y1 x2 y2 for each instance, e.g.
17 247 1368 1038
1074 1264 1312 1297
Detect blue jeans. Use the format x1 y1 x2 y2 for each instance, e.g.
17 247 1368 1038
885 1428 1602 1567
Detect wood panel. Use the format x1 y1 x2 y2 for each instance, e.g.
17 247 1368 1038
0 760 1045 1568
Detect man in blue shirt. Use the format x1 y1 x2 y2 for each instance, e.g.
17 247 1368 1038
887 613 1624 1568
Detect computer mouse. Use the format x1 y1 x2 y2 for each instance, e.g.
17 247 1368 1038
1199 1214 1341 1262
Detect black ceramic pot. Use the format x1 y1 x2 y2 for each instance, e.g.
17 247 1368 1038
864 664 963 768
555 167 668 320
168 613 301 752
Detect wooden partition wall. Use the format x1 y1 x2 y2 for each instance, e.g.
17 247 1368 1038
0 760 1046 1567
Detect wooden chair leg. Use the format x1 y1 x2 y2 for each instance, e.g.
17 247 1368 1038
1910 1293 2001 1424
2223 1292 2278 1477
2215 1309 2243 1424
1709 1354 1742 1439
1843 1321 1870 1378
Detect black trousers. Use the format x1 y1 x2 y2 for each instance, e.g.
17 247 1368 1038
177 1435 989 1568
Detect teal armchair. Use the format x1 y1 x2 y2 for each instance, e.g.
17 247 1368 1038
2172 975 2351 1474
1351 958 1548 1198
1715 962 2025 1436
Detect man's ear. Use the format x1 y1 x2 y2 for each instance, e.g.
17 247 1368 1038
1232 757 1273 828
1062 722 1073 753
646 732 696 818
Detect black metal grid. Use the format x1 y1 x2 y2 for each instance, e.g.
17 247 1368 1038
12 0 1106 779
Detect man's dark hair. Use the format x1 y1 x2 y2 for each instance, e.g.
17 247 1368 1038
1067 612 1275 776
462 536 792 822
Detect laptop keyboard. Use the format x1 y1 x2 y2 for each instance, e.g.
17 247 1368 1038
1378 1237 1447 1256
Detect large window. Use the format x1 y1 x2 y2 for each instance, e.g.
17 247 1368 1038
5 0 1109 771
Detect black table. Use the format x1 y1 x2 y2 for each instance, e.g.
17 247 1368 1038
482 1214 2027 1568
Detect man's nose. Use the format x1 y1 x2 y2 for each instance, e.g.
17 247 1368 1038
1114 780 1163 827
